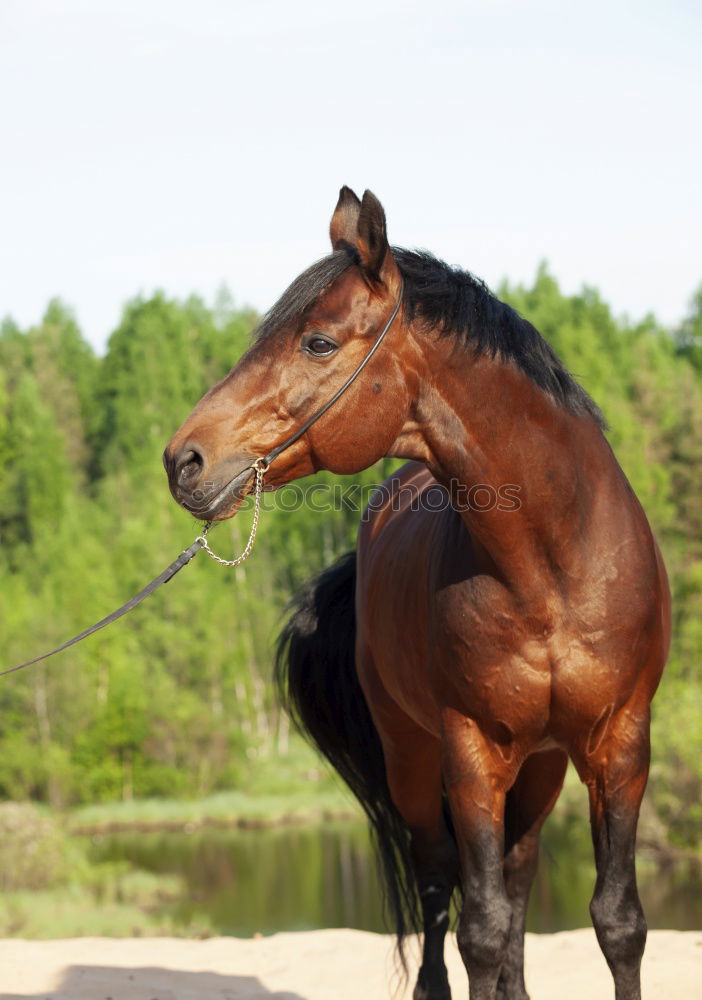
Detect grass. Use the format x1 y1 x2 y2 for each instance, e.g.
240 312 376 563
0 750 363 939
0 803 216 938
0 874 215 938
67 785 360 834
66 745 361 833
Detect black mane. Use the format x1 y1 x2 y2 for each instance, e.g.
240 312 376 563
394 248 605 427
254 246 605 428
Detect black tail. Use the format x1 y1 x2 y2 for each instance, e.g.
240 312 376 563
275 550 419 956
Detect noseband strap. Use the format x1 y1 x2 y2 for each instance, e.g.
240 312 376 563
194 282 403 565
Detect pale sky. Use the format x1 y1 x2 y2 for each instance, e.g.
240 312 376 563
1 0 700 350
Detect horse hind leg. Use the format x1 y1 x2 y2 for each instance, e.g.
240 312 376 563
382 732 458 1000
440 712 519 1000
574 701 651 1000
497 748 568 1000
412 825 459 1000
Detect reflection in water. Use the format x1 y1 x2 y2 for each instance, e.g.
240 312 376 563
89 818 702 937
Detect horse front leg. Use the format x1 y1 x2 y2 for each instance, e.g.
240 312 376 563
442 711 517 1000
574 701 651 1000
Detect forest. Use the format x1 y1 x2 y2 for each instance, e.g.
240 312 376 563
1 266 701 851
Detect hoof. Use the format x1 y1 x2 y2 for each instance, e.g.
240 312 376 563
413 967 452 1000
496 985 529 1000
413 988 452 1000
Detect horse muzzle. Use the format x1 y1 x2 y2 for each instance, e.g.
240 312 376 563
164 442 259 521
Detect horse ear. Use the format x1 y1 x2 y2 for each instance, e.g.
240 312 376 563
356 189 390 282
330 186 362 251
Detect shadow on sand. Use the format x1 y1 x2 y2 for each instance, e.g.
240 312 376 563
1 965 307 1000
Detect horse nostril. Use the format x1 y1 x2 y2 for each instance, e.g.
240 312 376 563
177 447 205 486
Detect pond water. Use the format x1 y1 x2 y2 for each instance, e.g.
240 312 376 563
88 817 702 937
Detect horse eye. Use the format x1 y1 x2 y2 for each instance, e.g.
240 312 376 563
305 336 337 357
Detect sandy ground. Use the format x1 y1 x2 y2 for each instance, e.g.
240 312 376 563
0 929 700 999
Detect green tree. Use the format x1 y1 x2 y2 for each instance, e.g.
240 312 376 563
0 275 700 852
676 283 702 370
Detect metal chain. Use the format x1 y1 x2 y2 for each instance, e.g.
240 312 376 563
195 459 267 567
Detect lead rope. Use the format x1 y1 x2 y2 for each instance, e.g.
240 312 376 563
194 458 268 567
1 288 404 677
0 460 269 678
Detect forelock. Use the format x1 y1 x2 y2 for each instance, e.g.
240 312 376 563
254 250 354 342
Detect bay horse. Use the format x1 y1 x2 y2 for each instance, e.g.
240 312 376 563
164 187 671 1000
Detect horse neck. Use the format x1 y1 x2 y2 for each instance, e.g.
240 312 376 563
394 343 618 592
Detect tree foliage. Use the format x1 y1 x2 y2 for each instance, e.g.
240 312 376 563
0 273 700 848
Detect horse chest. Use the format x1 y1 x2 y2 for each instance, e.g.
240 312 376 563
363 578 556 741
431 595 554 736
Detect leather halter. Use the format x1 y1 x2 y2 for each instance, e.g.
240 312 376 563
191 280 404 520
262 281 403 467
1 283 404 676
